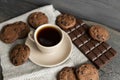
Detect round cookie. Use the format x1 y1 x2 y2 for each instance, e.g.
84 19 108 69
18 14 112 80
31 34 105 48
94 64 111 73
57 67 76 80
0 21 30 43
9 44 30 66
89 25 109 42
56 14 76 29
0 24 19 43
14 21 30 39
28 12 48 29
76 64 99 80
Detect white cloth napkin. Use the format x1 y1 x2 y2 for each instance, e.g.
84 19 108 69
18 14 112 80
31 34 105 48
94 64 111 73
0 5 88 80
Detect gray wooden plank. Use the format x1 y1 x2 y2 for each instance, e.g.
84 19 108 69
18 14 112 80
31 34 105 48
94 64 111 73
0 0 38 22
0 0 120 31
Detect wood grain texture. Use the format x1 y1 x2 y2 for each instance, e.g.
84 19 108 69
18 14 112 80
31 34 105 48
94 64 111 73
0 0 120 80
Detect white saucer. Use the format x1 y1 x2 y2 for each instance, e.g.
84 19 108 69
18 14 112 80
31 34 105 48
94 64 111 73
25 31 72 67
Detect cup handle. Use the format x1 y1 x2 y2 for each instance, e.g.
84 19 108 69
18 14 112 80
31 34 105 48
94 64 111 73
28 30 35 42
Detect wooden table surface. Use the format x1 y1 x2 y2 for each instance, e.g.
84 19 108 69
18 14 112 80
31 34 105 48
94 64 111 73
0 0 120 80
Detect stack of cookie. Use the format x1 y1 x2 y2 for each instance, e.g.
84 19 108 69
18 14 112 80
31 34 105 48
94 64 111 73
57 63 99 80
0 21 30 43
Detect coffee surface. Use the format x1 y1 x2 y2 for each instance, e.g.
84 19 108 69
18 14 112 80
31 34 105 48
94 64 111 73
37 27 61 47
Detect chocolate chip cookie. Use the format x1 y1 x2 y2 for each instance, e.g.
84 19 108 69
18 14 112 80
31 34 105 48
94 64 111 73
57 67 76 80
89 25 109 42
0 21 30 43
15 21 30 39
56 14 76 29
76 64 99 80
0 24 19 43
9 44 30 66
28 12 48 29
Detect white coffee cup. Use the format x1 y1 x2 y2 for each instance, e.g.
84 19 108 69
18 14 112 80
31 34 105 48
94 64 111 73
28 24 64 54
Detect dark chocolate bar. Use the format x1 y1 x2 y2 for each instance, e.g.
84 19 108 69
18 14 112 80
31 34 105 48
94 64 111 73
63 19 117 69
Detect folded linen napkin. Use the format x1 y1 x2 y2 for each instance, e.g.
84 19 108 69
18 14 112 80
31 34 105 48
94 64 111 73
0 5 88 80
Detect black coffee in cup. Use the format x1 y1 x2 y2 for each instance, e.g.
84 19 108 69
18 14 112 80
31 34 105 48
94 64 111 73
37 27 62 47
